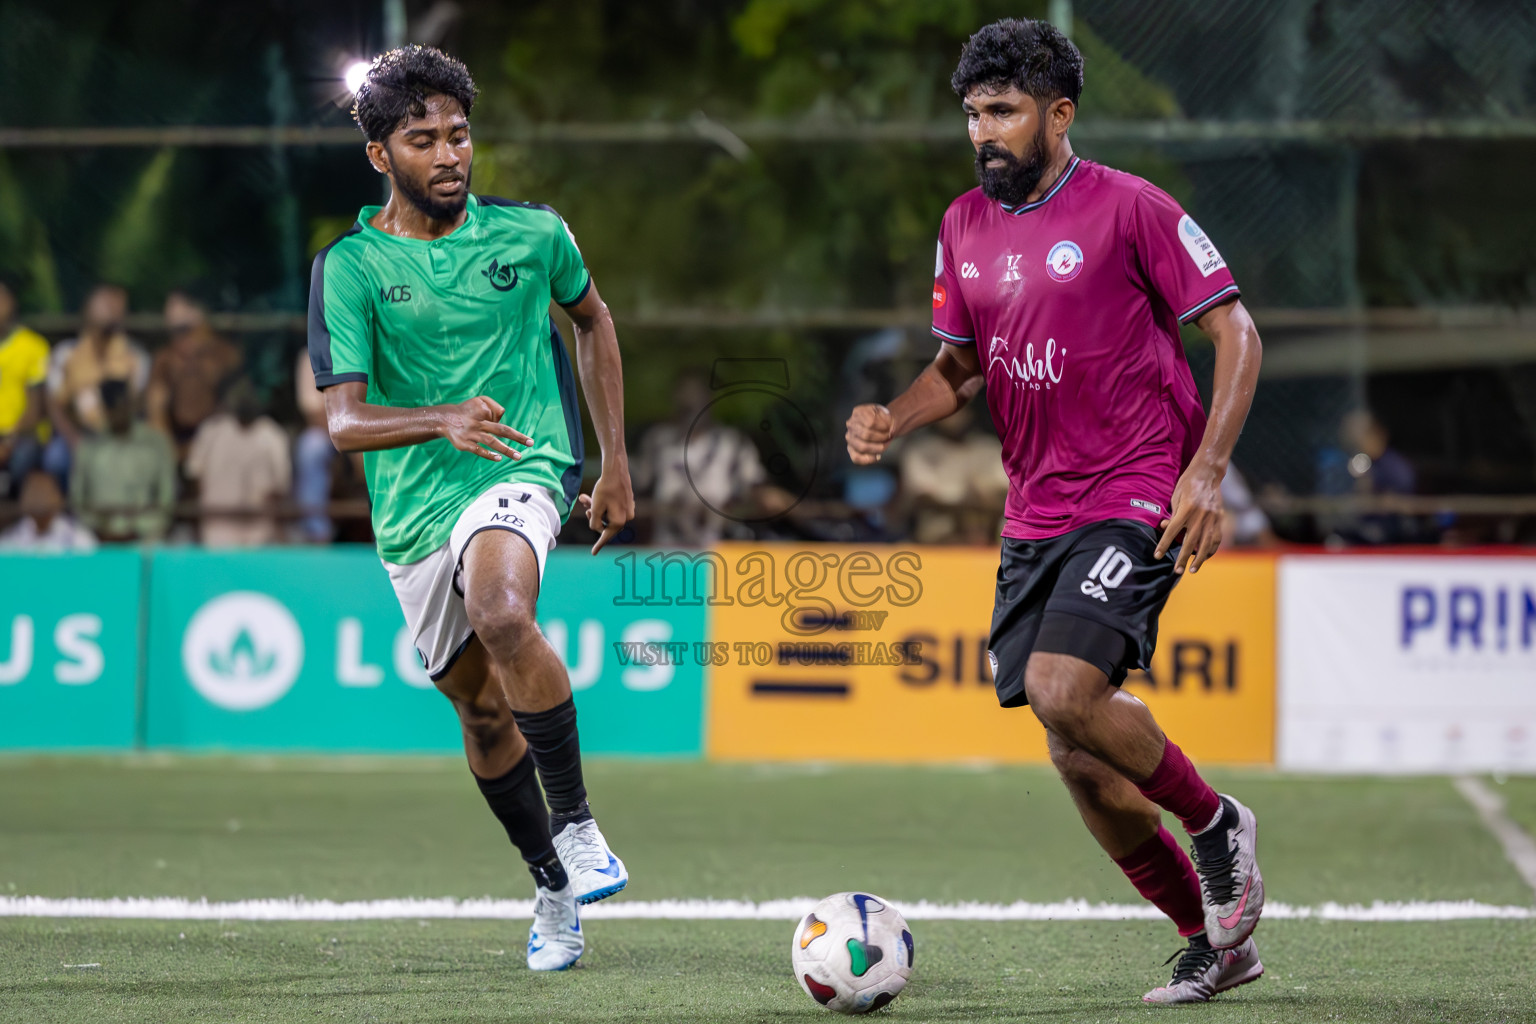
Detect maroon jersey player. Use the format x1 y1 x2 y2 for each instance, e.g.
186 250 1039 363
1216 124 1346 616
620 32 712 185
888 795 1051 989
848 19 1266 1005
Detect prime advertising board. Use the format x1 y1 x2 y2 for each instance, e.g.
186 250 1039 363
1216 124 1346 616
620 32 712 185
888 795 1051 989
1279 555 1536 773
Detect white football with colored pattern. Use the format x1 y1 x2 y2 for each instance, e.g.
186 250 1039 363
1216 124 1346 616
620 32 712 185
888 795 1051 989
791 892 913 1014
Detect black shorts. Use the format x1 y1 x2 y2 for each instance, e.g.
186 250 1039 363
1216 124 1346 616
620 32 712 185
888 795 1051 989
987 518 1180 708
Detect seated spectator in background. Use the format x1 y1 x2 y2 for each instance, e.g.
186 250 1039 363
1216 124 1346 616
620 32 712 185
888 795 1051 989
71 379 176 542
898 402 1010 544
46 283 150 489
1317 408 1418 544
1220 463 1277 548
632 370 790 546
186 377 290 547
0 277 53 498
293 349 337 542
0 470 96 553
146 287 242 457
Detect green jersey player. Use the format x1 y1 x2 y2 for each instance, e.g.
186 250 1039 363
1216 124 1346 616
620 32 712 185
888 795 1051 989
308 45 632 972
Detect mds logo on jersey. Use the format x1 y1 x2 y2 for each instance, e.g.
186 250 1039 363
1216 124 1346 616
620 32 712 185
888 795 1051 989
379 284 413 303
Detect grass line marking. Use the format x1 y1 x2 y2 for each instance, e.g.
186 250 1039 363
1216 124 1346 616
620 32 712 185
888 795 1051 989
1454 775 1536 899
0 896 1531 922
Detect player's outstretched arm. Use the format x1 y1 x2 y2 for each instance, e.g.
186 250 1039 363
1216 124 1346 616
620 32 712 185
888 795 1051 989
564 283 634 554
321 381 533 462
1154 298 1263 574
846 342 983 465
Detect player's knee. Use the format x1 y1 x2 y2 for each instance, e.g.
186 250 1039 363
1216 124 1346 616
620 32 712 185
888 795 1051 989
1025 661 1093 740
465 594 540 662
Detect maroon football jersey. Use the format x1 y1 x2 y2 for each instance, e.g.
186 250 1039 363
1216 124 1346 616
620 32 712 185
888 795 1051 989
931 156 1240 539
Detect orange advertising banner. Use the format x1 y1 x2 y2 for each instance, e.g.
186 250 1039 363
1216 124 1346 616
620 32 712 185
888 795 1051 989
702 544 1275 765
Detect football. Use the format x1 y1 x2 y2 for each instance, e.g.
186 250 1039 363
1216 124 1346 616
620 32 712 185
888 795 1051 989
791 892 914 1014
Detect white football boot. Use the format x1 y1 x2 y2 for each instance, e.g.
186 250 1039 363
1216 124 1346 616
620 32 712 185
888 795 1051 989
1191 794 1265 948
553 818 628 905
526 881 583 971
1142 937 1263 1004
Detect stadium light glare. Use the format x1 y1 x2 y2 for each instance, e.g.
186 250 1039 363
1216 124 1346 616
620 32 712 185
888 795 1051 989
344 61 371 97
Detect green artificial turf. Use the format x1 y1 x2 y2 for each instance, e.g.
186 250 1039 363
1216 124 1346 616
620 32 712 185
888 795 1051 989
0 757 1533 1022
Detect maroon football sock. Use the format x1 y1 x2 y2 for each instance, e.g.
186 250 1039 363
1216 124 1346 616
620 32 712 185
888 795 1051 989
1113 826 1206 937
1135 739 1222 835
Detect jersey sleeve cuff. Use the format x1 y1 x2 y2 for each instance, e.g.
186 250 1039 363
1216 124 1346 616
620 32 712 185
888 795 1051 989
556 274 592 309
314 371 368 389
1178 284 1241 324
932 325 976 345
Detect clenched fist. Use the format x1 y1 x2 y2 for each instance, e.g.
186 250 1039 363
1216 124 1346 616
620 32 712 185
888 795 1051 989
846 404 896 465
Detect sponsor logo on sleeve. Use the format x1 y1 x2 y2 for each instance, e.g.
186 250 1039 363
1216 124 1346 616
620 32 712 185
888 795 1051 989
932 283 947 309
1177 215 1227 277
1045 240 1083 282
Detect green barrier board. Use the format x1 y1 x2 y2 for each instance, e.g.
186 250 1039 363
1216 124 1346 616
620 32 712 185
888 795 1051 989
0 550 141 749
143 547 705 754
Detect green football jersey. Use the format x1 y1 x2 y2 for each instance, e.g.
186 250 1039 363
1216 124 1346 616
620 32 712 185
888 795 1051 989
307 193 590 565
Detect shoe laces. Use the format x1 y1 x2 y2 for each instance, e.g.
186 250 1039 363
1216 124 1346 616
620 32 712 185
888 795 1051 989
1163 943 1220 984
1190 832 1240 905
561 822 608 872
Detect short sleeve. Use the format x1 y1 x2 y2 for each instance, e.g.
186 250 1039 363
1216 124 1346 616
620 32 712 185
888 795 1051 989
931 209 976 346
21 331 49 387
308 241 372 389
1129 186 1241 324
547 214 592 308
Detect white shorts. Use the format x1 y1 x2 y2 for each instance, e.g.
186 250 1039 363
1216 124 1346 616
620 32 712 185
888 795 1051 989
384 483 563 682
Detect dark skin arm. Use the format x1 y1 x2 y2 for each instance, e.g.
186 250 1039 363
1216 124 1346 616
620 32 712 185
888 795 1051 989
1152 297 1262 574
846 342 984 463
562 283 634 554
322 384 534 461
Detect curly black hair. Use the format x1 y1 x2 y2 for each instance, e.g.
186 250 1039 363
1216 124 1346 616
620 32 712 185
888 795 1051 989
351 45 478 143
950 18 1083 106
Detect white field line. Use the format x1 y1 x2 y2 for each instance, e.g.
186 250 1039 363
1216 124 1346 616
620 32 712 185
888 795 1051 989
1454 775 1536 898
0 896 1531 923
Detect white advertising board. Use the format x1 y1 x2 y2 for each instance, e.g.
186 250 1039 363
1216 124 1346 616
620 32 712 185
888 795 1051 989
1279 555 1536 773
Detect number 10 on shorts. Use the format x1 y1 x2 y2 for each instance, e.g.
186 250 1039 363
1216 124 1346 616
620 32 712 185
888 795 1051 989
1081 545 1133 602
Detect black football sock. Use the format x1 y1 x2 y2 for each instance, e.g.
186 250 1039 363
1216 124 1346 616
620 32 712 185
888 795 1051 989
510 697 593 833
473 750 570 891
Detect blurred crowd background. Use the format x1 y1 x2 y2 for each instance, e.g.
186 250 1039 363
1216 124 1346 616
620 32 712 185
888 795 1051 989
2 0 1533 553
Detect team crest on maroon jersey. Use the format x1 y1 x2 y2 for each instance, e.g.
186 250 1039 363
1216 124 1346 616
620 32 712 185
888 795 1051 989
1046 240 1084 282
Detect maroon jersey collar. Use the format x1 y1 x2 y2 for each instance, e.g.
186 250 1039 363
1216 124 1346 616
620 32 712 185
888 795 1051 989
998 156 1082 216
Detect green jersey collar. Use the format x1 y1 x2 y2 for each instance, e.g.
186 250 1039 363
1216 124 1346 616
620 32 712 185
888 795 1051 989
356 193 482 247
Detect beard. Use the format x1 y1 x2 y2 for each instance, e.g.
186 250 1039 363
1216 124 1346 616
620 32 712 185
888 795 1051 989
392 161 471 221
975 126 1049 206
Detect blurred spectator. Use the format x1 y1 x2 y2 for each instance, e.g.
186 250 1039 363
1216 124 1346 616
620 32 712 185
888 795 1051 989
0 470 96 553
1220 463 1277 548
293 349 337 542
1317 408 1418 544
71 379 176 542
146 287 243 457
185 377 291 547
632 370 788 546
46 284 150 489
0 278 53 498
899 402 1009 544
